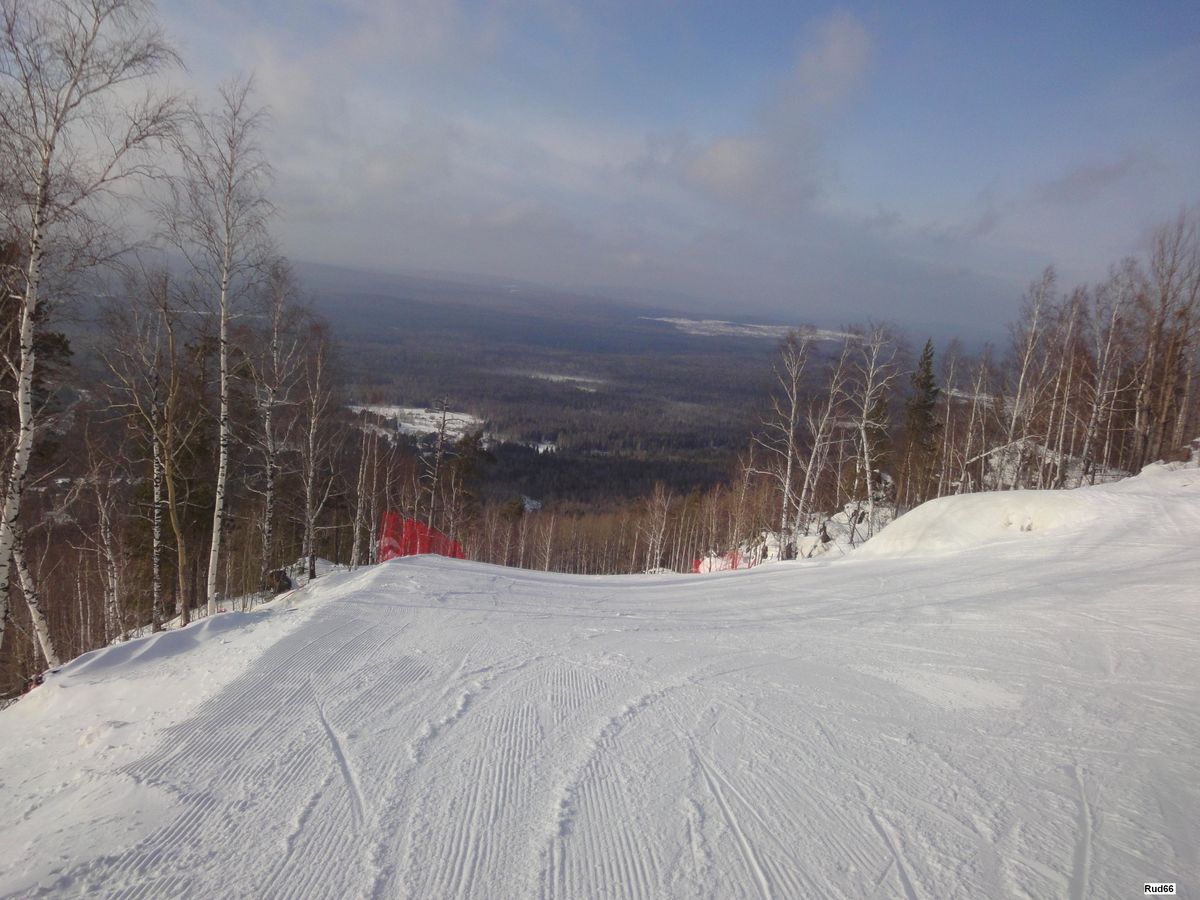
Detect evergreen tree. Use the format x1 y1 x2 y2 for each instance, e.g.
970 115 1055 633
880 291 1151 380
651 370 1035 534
903 339 941 505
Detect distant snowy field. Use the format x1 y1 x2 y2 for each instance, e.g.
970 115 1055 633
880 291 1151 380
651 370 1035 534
2 467 1198 898
647 317 850 342
515 371 604 388
350 405 484 439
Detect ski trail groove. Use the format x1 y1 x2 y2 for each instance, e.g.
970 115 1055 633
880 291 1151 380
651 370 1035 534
311 679 365 827
694 751 773 900
1067 764 1093 900
867 808 921 900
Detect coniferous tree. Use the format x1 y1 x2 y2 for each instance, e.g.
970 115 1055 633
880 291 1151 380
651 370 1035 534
902 339 941 506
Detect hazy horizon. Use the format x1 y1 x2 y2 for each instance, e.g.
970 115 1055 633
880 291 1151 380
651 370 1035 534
289 256 1002 347
159 1 1199 333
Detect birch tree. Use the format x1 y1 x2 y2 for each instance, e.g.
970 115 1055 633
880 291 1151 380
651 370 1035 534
753 329 812 552
0 0 178 660
1042 289 1084 488
298 324 338 581
641 482 671 571
101 269 202 628
1078 264 1139 484
420 400 452 531
845 326 898 536
1003 268 1055 488
349 425 374 569
1134 214 1199 466
247 260 303 585
795 337 851 536
935 341 962 498
162 77 272 616
956 349 995 494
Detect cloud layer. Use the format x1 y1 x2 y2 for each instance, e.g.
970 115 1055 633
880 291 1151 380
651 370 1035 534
158 0 1200 336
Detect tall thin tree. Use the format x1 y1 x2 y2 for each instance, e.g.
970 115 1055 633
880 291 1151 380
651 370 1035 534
161 77 272 615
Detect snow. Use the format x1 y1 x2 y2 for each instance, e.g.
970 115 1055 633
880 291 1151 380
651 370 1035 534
517 371 604 389
859 462 1182 558
2 467 1199 898
350 405 484 439
646 317 850 342
976 438 1128 491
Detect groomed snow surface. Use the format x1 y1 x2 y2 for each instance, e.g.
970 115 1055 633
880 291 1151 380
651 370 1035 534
2 466 1198 899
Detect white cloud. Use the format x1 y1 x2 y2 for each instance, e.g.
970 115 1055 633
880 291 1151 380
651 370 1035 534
793 10 873 108
667 10 873 213
152 1 1079 334
684 136 773 200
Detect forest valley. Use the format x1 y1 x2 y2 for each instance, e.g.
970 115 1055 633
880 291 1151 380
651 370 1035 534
2 0 1199 698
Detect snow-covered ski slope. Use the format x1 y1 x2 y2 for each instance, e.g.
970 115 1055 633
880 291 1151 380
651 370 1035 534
2 466 1198 899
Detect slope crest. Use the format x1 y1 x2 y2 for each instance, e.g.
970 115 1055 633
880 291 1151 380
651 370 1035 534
855 463 1200 558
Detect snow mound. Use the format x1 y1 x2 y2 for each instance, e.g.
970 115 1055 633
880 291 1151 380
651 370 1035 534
67 611 269 676
857 463 1200 558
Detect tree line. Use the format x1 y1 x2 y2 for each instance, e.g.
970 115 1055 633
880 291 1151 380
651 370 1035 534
590 215 1200 569
459 213 1200 574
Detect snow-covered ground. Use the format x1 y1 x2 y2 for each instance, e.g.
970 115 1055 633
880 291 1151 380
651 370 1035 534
351 405 484 439
2 466 1198 898
646 317 850 342
515 371 604 390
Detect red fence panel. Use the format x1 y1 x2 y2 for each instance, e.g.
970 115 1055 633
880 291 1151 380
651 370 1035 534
378 512 464 561
691 550 755 573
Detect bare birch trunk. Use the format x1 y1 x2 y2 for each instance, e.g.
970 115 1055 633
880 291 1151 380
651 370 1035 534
350 429 370 568
0 177 47 660
1006 271 1051 489
261 394 277 586
958 371 982 494
151 424 164 632
12 529 58 666
206 264 232 616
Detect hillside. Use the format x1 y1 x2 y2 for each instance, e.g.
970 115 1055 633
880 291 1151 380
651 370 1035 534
1 466 1197 898
296 264 796 455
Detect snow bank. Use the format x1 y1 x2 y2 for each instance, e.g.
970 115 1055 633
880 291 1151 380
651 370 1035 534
0 573 357 896
68 611 266 677
856 463 1199 558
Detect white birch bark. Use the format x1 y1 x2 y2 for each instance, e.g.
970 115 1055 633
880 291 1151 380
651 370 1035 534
796 339 851 533
848 326 897 538
162 78 272 616
1005 269 1054 489
350 428 371 568
151 417 164 631
12 528 57 666
0 195 46 657
205 261 232 615
298 328 337 581
751 330 812 551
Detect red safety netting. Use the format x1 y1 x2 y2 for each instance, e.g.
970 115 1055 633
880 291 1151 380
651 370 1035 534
378 512 465 562
690 550 757 574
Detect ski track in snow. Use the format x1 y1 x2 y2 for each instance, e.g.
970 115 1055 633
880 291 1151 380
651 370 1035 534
2 467 1199 898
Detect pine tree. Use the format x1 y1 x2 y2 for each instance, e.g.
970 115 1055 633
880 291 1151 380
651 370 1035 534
903 339 941 505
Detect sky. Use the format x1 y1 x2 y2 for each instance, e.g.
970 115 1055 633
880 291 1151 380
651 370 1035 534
157 0 1200 335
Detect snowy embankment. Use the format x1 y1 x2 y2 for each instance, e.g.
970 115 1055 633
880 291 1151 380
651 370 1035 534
2 467 1198 898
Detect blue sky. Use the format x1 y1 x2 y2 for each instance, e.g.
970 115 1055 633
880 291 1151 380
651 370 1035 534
159 1 1200 335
